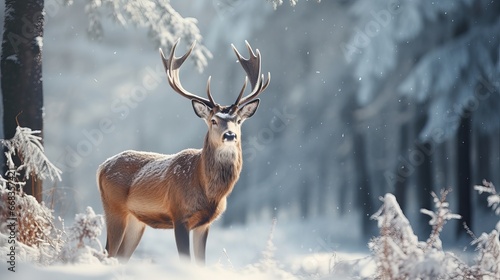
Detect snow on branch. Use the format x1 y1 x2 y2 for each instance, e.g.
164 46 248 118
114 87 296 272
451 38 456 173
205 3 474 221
84 0 212 72
268 0 298 10
471 230 500 278
268 0 322 10
370 194 421 279
1 126 62 182
475 180 500 216
420 189 461 250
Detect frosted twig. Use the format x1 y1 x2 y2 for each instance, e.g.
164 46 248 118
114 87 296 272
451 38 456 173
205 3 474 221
421 189 461 250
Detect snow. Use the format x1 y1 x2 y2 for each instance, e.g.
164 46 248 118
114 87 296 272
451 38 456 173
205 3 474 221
475 181 500 216
132 153 175 184
36 36 44 50
1 182 499 279
215 112 235 120
81 0 212 72
6 54 18 62
0 218 374 279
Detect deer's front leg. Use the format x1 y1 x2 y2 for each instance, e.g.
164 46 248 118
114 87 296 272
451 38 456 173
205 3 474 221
193 224 209 265
174 221 190 260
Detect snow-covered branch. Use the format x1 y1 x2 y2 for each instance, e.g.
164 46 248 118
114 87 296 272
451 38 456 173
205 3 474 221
475 180 500 216
83 0 212 71
1 126 62 182
268 0 321 10
420 189 461 250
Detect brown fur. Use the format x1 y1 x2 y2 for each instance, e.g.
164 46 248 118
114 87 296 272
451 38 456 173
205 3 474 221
98 140 241 229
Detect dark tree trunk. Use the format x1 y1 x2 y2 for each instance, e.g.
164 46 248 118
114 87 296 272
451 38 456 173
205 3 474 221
299 178 310 219
475 130 491 212
316 152 329 215
342 95 375 239
475 132 490 184
1 0 45 201
456 112 472 237
394 120 409 212
338 159 349 215
415 113 433 238
353 127 374 239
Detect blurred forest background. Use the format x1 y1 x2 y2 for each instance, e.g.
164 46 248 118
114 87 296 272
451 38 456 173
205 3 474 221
1 0 499 245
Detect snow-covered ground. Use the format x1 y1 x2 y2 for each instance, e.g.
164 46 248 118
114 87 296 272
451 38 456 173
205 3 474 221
0 216 375 279
1 183 499 279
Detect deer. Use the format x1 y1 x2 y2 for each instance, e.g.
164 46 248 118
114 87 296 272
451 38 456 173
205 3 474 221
96 40 270 264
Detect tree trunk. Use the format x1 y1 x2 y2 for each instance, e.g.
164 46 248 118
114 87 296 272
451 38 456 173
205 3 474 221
456 112 472 237
353 127 374 239
299 178 311 219
338 159 349 215
475 130 491 212
1 0 45 201
316 152 329 215
415 113 433 238
394 120 409 213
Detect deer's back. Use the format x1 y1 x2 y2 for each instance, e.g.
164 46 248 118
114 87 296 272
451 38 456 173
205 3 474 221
97 149 206 228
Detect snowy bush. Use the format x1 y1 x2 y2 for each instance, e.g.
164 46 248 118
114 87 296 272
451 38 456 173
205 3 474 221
369 189 500 280
0 184 62 253
0 126 63 264
0 126 114 265
242 219 297 279
470 181 500 279
217 219 297 279
59 206 115 264
471 230 500 279
0 181 63 264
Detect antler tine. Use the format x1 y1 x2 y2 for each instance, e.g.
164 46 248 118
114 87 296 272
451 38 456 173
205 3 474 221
233 76 248 106
205 76 217 106
160 39 214 107
231 41 270 106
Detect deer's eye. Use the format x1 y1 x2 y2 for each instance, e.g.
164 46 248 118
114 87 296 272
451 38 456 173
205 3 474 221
211 119 217 125
237 119 242 125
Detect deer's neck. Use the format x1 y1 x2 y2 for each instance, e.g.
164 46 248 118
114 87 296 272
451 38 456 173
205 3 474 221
201 137 243 201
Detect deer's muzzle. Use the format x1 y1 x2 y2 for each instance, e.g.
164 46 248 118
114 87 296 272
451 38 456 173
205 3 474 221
223 131 237 141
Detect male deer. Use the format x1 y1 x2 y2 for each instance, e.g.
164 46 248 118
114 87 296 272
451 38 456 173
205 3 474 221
97 40 270 264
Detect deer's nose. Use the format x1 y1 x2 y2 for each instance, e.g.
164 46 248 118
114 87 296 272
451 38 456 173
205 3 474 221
223 131 237 141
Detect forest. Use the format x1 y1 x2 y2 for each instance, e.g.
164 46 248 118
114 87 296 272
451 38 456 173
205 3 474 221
0 0 499 279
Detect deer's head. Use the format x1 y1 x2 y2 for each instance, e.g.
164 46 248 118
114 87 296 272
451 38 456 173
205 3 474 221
160 40 270 149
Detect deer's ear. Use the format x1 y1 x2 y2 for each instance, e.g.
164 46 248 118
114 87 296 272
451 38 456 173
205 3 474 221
192 100 211 119
238 99 260 120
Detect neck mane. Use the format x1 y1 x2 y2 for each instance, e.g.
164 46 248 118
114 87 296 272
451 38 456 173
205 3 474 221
201 135 243 201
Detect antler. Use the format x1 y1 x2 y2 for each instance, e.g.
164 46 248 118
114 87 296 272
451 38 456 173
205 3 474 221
231 41 271 107
160 39 215 107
